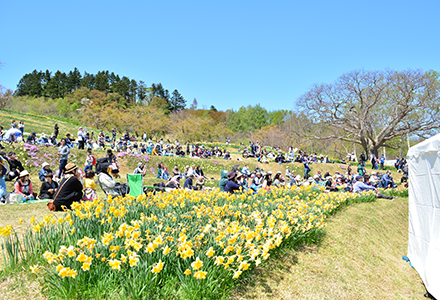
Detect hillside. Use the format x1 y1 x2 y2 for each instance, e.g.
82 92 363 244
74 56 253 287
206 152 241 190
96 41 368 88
0 112 421 299
231 196 424 299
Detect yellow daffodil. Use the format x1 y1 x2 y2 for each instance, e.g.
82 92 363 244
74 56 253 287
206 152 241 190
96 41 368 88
29 265 40 274
109 259 122 271
191 257 203 270
193 270 207 280
151 260 164 273
205 247 215 257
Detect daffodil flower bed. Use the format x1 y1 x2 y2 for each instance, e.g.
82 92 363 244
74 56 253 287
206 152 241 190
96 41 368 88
1 186 376 299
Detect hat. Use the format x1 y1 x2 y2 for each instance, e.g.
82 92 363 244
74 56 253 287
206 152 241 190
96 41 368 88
267 171 272 175
19 170 30 177
42 162 50 168
308 177 314 182
355 175 363 181
314 174 319 179
295 175 302 181
65 163 78 173
227 171 236 180
371 171 376 175
236 172 243 178
41 133 46 138
277 171 282 174
386 170 391 174
138 162 143 167
326 176 333 180
79 127 83 129
32 131 36 135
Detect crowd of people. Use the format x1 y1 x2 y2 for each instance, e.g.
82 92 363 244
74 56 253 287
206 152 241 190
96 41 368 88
0 120 408 210
219 162 406 200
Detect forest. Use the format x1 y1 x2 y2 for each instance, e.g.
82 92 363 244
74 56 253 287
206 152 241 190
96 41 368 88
1 67 439 159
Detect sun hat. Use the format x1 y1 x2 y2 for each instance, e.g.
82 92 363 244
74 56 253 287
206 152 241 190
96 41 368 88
19 170 30 177
308 177 314 182
65 163 78 173
227 171 236 180
42 162 50 168
355 175 363 181
295 175 302 181
313 174 319 179
138 162 143 167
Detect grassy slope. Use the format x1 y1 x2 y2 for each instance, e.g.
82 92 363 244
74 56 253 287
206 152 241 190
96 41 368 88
0 109 419 299
232 197 424 300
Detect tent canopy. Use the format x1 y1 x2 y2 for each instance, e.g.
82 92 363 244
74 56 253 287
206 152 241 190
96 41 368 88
407 133 440 299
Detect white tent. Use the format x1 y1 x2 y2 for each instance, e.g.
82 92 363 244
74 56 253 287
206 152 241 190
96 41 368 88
407 133 440 299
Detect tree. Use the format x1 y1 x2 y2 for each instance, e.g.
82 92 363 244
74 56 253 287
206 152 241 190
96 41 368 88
137 81 149 104
169 89 186 112
296 69 440 157
16 70 43 97
45 70 68 98
94 71 109 92
81 72 95 89
66 67 82 93
190 98 198 110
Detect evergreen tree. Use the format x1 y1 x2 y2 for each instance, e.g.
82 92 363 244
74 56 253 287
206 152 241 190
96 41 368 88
95 71 109 92
81 72 95 89
66 67 82 93
169 89 186 112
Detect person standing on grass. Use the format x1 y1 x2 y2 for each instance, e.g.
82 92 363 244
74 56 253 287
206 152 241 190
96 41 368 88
303 158 311 179
0 156 7 202
379 154 386 170
54 123 59 138
57 138 70 178
77 127 85 150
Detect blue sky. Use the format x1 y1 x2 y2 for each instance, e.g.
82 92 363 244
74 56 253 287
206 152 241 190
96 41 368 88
1 0 439 112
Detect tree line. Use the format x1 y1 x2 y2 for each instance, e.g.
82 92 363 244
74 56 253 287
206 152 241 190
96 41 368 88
15 68 186 113
3 66 439 159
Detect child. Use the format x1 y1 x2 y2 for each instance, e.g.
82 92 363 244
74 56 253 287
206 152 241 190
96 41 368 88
83 170 97 201
84 148 96 172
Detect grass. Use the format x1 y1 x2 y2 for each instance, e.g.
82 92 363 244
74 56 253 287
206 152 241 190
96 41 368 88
0 197 423 299
0 109 415 299
231 197 424 299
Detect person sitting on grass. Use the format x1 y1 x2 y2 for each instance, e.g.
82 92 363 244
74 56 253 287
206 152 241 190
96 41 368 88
353 175 396 200
224 171 244 194
83 170 97 201
53 163 83 211
39 172 58 200
183 174 199 190
5 151 24 182
14 170 34 202
134 162 147 177
165 175 181 189
38 162 53 181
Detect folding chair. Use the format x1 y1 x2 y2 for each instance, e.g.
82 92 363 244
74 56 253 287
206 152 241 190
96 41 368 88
127 174 144 197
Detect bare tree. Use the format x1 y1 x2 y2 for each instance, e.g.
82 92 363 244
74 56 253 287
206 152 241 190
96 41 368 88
296 69 440 157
